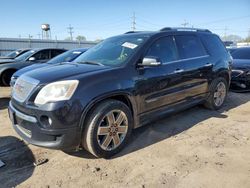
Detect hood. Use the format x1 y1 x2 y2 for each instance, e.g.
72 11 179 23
24 62 110 84
0 59 15 64
14 63 47 77
232 59 250 70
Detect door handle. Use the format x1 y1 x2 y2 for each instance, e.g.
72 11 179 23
204 63 213 67
174 69 184 73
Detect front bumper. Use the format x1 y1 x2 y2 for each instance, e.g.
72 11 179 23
8 101 81 150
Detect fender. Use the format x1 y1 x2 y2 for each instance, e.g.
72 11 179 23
78 91 139 140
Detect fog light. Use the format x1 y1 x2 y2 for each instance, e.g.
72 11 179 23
40 116 52 127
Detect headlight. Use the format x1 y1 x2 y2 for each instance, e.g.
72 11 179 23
34 80 79 105
231 69 244 77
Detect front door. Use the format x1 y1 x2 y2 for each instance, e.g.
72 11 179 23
135 36 188 114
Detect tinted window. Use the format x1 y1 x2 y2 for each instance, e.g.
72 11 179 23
33 50 50 60
200 34 227 56
51 49 65 58
231 48 250 59
146 36 178 63
175 35 206 59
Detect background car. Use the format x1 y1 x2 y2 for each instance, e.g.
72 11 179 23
10 48 89 86
0 48 66 86
0 48 31 60
230 47 250 91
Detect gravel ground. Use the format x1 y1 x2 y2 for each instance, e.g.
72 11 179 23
0 87 250 188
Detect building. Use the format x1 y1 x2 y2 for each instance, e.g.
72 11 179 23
0 37 97 55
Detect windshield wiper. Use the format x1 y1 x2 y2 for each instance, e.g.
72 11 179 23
77 61 104 66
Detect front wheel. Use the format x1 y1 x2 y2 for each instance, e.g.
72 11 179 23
204 77 228 110
82 100 133 158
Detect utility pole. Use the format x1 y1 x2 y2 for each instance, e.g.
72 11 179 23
67 24 74 40
181 20 189 27
131 12 136 31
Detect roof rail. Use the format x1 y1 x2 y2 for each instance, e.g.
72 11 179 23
160 27 211 33
124 31 137 34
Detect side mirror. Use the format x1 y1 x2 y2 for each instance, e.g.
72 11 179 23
28 57 36 61
140 57 162 67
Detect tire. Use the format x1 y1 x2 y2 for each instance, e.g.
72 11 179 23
82 99 133 158
1 70 15 86
204 77 228 110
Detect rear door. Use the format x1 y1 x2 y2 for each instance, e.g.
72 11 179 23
174 34 211 98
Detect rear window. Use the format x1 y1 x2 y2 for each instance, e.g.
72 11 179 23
175 35 207 59
200 34 227 56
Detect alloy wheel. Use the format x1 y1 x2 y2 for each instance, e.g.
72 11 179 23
214 81 226 107
97 110 128 151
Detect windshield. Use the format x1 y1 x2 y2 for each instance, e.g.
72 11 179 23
6 50 19 58
15 50 35 61
47 49 86 64
74 35 149 66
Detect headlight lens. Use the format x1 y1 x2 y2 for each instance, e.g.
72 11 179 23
34 80 79 105
231 69 244 77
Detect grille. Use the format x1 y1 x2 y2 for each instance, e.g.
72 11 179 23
12 75 39 103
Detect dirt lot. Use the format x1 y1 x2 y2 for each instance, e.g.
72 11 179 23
0 87 250 188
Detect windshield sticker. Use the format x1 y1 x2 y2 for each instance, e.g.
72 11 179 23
73 51 81 54
122 42 138 49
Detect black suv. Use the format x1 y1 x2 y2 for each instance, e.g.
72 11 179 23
8 28 232 158
0 48 66 86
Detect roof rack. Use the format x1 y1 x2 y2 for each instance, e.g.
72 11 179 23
160 27 211 33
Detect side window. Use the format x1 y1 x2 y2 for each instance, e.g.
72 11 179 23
175 35 207 59
200 34 227 57
51 50 64 58
32 50 50 60
146 36 178 63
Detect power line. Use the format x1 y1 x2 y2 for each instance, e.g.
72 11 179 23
197 15 250 26
67 24 74 40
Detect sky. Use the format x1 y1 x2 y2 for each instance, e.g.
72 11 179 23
0 0 250 41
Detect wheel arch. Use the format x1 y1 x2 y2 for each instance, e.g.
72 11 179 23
0 68 17 85
217 70 230 89
79 92 138 136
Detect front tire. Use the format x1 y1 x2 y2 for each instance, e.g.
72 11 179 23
204 77 228 110
1 70 15 86
82 100 133 158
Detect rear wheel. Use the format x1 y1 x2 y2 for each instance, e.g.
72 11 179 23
204 77 228 110
82 100 133 158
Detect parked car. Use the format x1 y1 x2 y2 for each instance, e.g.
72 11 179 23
229 47 250 91
10 48 89 86
9 28 232 158
0 48 66 86
0 48 31 60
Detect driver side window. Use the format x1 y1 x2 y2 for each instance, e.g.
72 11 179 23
32 50 50 60
146 36 178 63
